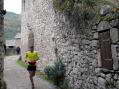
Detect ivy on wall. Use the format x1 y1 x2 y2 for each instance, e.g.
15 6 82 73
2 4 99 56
52 0 118 28
52 0 74 12
52 0 99 12
52 0 117 12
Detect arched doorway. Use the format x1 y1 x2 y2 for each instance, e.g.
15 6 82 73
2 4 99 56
27 25 34 49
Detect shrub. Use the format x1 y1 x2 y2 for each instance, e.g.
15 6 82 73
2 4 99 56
44 59 66 87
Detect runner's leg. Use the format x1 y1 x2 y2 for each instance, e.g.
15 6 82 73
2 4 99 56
29 71 35 89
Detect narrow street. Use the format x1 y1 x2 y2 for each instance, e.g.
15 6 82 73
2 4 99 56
4 55 57 89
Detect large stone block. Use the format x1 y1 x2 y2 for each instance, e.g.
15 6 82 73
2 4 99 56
110 28 119 43
93 32 98 40
100 5 112 16
110 19 119 28
98 77 106 89
91 40 98 47
111 45 119 70
97 21 111 32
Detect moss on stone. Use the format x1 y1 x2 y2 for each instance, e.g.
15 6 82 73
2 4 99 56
100 11 119 21
52 0 74 12
52 0 114 12
100 15 115 21
52 0 98 12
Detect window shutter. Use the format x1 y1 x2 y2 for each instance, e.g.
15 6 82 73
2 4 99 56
99 30 113 70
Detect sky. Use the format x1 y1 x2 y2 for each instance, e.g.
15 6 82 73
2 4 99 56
4 0 21 14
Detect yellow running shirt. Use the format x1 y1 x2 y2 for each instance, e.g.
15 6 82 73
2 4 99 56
25 51 39 62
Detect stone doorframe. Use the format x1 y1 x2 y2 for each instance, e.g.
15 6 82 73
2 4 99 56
97 20 119 70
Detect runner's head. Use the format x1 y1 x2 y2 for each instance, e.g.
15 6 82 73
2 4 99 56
30 46 34 52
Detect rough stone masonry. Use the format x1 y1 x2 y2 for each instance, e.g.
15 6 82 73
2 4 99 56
0 0 6 89
21 0 119 89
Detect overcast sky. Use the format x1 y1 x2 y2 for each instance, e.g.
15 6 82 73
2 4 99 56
4 0 21 14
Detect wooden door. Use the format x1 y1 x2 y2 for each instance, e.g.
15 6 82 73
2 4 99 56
99 30 113 70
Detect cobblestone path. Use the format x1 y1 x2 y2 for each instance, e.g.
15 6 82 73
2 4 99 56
4 55 57 89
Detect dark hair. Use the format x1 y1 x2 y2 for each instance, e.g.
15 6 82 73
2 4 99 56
30 46 34 49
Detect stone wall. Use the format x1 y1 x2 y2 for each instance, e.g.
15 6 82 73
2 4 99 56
94 9 119 89
21 0 119 89
53 13 98 89
21 0 57 67
21 0 98 88
0 0 6 89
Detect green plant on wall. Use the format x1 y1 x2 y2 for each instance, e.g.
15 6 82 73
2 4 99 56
52 0 116 26
52 0 115 12
44 59 69 89
100 12 119 21
53 0 99 12
53 0 74 12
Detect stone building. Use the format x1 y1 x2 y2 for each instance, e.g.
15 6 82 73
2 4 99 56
21 0 119 89
15 33 21 48
5 40 16 55
21 0 57 62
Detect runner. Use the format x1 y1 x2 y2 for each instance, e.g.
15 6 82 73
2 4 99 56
25 46 39 89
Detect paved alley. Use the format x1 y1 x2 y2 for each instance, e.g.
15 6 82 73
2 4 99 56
4 55 57 89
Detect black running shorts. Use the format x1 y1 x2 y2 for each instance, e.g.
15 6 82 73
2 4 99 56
27 65 36 72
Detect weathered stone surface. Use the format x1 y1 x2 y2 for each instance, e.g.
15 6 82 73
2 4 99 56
110 28 118 43
92 25 97 30
22 0 98 88
110 19 119 27
93 32 98 39
21 0 119 89
91 40 98 47
0 0 6 89
21 0 56 62
97 21 111 32
111 45 119 70
100 5 112 16
98 77 106 87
